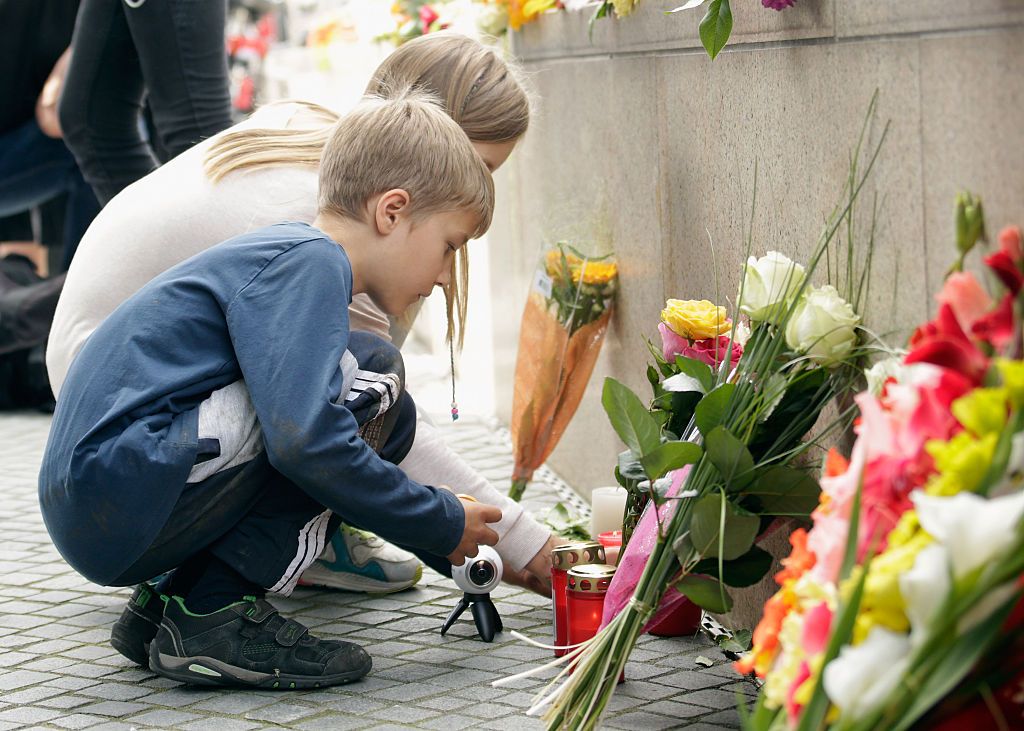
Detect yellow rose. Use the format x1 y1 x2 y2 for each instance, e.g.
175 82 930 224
544 249 582 278
573 260 618 286
661 299 731 341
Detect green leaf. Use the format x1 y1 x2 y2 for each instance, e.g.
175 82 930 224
698 0 732 61
617 450 647 482
717 628 752 654
646 364 661 392
672 533 696 566
974 409 1023 496
602 377 661 457
674 573 733 613
666 391 704 438
693 546 773 588
705 425 756 491
743 466 821 516
695 383 736 436
689 493 759 560
640 441 703 480
673 355 715 392
890 597 1016 731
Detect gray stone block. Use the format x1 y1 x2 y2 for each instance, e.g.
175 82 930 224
78 701 149 718
127 709 204 727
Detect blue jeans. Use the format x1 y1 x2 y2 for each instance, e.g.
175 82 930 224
0 120 99 272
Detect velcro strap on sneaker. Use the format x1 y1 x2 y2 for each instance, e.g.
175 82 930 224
237 599 278 624
274 619 308 647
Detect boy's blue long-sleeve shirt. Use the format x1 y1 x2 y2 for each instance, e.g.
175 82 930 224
39 222 464 585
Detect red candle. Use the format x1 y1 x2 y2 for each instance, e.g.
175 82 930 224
566 564 624 683
551 542 605 657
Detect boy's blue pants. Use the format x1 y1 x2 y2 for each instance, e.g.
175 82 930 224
111 332 432 593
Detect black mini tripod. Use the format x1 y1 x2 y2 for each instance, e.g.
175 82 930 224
440 592 503 642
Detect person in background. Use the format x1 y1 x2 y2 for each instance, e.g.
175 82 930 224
58 0 234 205
0 0 99 273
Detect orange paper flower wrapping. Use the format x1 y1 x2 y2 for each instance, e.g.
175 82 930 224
508 244 617 501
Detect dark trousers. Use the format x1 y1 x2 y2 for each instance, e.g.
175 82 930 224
59 0 233 205
0 120 99 271
112 333 428 593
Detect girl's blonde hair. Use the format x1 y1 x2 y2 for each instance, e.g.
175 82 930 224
203 33 530 348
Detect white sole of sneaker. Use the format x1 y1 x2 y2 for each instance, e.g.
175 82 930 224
297 562 423 594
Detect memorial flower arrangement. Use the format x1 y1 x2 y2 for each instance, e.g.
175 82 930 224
496 111 889 729
736 212 1024 731
509 242 619 501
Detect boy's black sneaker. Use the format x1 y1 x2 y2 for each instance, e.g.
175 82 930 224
149 596 371 689
110 583 166 667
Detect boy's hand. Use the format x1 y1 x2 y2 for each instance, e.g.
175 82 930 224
447 498 502 566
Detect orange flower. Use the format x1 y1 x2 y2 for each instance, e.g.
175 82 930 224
736 590 793 677
824 446 849 477
775 528 815 585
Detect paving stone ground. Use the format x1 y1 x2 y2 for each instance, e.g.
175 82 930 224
0 354 754 730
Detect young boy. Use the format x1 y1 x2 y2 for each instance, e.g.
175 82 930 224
38 91 502 689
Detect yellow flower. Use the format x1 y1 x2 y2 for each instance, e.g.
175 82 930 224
522 0 557 21
924 431 997 496
661 299 731 341
846 530 931 644
545 249 578 276
573 260 618 286
995 358 1024 409
611 0 639 17
951 387 1009 437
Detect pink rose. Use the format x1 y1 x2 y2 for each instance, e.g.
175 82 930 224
658 323 742 370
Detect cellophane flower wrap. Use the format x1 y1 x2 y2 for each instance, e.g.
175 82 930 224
509 242 618 501
737 214 1024 731
495 109 889 730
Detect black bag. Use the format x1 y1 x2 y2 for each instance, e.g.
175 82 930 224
0 255 62 410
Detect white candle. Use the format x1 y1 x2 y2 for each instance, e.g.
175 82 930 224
590 486 628 538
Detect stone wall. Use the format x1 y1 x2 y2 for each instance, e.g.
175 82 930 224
490 0 1024 499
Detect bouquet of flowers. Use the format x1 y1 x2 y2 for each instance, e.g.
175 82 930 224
736 211 1024 731
509 242 618 501
495 113 889 728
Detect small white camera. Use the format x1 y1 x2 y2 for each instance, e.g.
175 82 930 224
451 545 503 594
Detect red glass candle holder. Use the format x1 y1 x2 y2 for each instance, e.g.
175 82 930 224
551 542 605 657
567 563 623 683
597 530 622 566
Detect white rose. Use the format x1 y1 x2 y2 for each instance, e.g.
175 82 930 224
737 251 806 323
784 285 860 366
864 356 931 396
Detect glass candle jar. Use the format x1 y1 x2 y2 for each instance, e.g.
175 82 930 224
551 541 605 657
566 563 624 683
566 563 616 645
597 530 623 566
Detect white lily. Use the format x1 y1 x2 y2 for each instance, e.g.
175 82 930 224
823 627 911 721
912 490 1024 580
898 543 950 646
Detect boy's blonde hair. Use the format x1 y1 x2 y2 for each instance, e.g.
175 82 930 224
203 33 529 348
319 91 494 346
